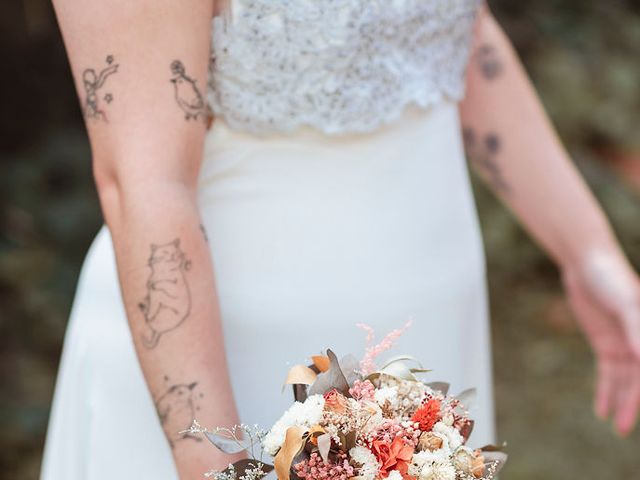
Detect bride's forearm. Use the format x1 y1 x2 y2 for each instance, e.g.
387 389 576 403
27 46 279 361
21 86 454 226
459 8 619 269
99 179 240 476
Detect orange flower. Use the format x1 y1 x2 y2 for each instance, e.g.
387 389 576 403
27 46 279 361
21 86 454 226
371 437 414 479
411 399 441 432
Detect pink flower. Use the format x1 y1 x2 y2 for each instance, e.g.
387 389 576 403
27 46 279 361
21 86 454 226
357 321 412 375
293 452 355 480
349 380 376 401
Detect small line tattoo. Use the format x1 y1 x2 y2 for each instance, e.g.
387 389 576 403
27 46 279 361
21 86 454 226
82 55 119 122
139 239 192 348
475 44 503 80
463 127 511 194
199 223 209 243
155 376 204 449
170 60 209 122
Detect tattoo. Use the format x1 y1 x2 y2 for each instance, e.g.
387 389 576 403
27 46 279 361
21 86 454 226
139 239 192 348
463 127 511 194
170 60 208 122
475 44 503 80
82 55 119 121
155 375 204 449
199 223 209 243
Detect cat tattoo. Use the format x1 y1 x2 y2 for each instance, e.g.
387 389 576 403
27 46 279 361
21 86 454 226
155 376 203 448
82 55 119 121
139 239 192 349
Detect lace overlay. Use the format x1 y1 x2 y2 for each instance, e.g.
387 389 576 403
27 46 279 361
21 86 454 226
208 0 480 135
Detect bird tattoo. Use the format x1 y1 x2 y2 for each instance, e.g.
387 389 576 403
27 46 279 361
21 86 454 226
170 60 208 121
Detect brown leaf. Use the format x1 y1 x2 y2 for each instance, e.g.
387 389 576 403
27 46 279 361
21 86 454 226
274 426 306 480
312 355 330 372
309 349 350 396
284 365 318 389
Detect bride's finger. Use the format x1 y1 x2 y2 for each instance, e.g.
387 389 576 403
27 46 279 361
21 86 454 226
618 305 640 362
596 358 616 420
614 361 640 436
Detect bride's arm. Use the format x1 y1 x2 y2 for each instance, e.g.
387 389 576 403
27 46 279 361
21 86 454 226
460 6 640 435
53 0 239 475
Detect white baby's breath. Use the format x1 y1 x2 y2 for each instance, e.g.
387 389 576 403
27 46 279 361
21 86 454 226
374 386 399 408
432 422 463 451
387 470 404 480
262 394 325 456
349 445 380 480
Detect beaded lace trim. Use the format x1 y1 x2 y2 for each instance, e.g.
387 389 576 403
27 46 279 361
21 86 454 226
208 0 480 135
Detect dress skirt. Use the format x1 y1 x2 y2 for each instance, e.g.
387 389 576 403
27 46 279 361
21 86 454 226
40 102 495 479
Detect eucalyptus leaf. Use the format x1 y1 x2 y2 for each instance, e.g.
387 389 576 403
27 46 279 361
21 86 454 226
481 450 508 476
317 433 331 463
425 381 450 395
339 354 360 387
308 349 350 396
205 431 255 455
456 388 477 410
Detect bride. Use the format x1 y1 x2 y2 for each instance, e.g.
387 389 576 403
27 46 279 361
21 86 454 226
42 1 640 479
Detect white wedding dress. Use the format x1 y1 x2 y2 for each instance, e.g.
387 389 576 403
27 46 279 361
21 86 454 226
41 1 494 478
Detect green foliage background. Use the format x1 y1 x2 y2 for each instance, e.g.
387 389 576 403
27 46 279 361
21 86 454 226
0 1 639 478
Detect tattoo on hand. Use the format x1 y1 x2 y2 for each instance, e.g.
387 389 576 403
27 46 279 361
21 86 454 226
463 127 511 194
475 44 503 80
170 60 209 122
155 375 204 449
139 239 192 348
82 55 119 122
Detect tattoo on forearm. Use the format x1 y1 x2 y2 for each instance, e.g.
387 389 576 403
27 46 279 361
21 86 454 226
82 55 119 122
155 375 204 449
170 60 209 122
139 239 192 348
199 223 209 243
463 127 511 194
474 44 503 80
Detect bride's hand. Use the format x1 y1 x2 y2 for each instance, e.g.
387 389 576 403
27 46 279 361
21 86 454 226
562 249 640 436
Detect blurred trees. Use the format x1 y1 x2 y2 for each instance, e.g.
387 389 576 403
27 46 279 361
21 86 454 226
0 0 639 478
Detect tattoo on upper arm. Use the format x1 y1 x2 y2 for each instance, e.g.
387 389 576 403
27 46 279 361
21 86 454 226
463 127 511 194
139 239 192 348
155 375 204 449
82 55 119 122
474 44 503 80
170 60 209 122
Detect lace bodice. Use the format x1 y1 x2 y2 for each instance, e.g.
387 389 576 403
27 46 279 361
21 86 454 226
208 0 481 135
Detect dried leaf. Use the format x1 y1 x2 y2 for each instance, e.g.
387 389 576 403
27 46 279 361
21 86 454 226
339 354 360 386
460 420 474 443
308 349 350 396
284 365 318 388
317 433 331 463
425 382 450 395
456 388 477 410
312 355 330 372
480 449 508 475
379 355 424 371
205 431 254 454
274 426 306 480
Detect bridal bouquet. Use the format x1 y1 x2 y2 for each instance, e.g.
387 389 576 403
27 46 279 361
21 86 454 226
188 324 506 480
